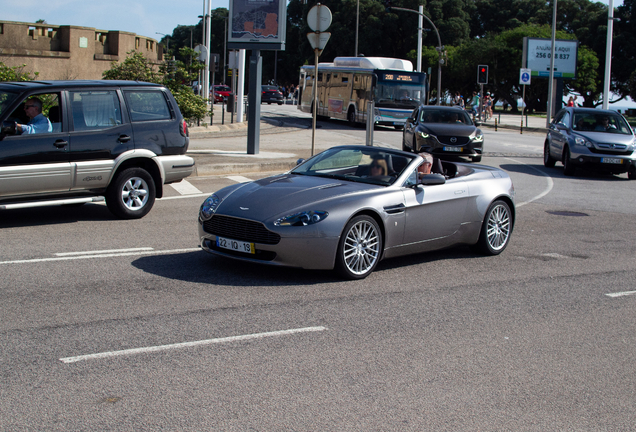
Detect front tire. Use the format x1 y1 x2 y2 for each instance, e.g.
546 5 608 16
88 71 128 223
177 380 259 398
106 167 156 219
336 215 383 279
544 140 556 167
473 200 512 255
563 146 575 176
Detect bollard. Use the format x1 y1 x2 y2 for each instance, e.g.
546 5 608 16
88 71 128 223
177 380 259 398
520 117 523 134
494 118 498 131
222 100 225 125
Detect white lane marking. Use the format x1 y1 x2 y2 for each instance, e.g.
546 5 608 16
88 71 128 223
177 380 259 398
169 180 202 195
606 290 636 298
227 175 253 183
0 248 200 265
505 157 554 208
158 192 210 200
60 326 328 363
55 247 154 256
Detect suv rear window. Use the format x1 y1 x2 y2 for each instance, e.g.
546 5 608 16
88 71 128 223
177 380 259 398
124 90 172 122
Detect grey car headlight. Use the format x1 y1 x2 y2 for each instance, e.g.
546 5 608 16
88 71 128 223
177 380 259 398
418 131 430 139
274 210 328 227
472 133 484 143
200 194 221 220
574 136 593 148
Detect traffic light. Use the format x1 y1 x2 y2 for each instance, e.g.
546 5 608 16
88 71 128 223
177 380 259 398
477 65 488 84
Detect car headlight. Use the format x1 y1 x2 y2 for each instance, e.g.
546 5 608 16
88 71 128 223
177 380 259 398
418 131 430 139
574 136 593 148
200 194 221 220
472 133 484 143
274 210 328 227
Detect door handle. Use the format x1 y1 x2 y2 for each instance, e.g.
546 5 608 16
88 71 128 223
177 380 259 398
53 139 68 149
118 134 131 143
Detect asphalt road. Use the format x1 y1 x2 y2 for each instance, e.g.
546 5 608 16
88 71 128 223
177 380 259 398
2 108 636 430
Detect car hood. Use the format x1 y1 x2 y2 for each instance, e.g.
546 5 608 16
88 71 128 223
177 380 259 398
574 131 635 145
215 174 378 220
420 123 479 137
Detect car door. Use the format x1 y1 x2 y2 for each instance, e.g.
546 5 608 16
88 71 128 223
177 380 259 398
0 91 72 198
399 167 469 254
67 88 134 191
548 109 569 156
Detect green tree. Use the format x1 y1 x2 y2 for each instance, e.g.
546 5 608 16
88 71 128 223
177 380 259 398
0 62 39 82
103 50 208 123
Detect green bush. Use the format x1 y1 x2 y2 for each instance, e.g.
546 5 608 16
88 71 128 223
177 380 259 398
0 62 38 82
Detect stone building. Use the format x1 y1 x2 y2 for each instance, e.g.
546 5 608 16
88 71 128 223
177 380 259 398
0 20 164 80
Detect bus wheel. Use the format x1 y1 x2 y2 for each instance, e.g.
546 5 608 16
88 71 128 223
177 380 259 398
347 109 356 127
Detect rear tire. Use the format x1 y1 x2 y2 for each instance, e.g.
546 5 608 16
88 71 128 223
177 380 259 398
106 167 156 219
472 200 512 255
336 215 382 280
544 140 556 167
347 109 356 127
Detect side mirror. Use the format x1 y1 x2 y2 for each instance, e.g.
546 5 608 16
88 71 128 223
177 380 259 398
295 158 305 166
418 173 446 185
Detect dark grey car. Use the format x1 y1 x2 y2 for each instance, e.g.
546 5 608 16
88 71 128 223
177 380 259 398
403 106 484 162
544 107 636 178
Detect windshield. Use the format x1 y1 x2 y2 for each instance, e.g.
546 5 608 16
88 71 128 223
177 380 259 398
0 90 20 118
215 86 230 92
374 83 424 109
291 147 415 186
573 113 633 135
262 86 278 91
419 108 473 125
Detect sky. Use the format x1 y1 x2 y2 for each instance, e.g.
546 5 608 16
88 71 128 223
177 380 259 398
4 0 632 107
4 0 625 41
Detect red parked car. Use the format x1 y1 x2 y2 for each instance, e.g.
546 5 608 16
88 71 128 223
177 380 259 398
212 85 231 103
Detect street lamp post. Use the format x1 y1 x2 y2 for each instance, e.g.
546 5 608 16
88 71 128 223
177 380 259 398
391 7 443 105
155 32 169 55
602 0 617 110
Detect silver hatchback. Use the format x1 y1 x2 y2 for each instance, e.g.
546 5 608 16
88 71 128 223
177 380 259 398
544 107 636 179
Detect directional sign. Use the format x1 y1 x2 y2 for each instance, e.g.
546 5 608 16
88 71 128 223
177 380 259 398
307 4 332 32
520 68 531 85
307 32 331 51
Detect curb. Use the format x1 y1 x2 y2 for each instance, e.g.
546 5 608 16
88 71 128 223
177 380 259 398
193 161 298 177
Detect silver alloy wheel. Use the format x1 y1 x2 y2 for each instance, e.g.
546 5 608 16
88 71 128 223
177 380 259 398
121 176 149 211
343 219 381 276
486 203 511 251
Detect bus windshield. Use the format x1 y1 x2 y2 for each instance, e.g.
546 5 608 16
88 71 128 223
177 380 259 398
374 83 424 109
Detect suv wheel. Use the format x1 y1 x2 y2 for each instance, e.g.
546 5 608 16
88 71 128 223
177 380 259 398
544 140 556 167
562 147 575 176
106 167 156 219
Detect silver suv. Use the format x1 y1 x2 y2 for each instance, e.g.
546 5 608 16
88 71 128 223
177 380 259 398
0 80 195 218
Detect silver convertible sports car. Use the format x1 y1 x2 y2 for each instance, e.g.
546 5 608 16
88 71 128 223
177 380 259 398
198 146 515 279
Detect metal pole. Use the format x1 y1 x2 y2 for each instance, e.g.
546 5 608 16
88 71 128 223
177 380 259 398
546 0 557 127
311 49 319 156
602 0 614 110
365 101 374 146
417 5 423 73
521 84 526 134
355 0 359 56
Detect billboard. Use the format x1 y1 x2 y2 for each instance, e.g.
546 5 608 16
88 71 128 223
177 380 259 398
228 0 286 50
523 37 578 79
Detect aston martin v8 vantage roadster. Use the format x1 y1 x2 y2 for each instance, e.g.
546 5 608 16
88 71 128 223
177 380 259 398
198 146 515 279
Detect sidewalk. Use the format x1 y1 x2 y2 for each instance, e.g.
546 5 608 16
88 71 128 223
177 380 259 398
184 109 548 177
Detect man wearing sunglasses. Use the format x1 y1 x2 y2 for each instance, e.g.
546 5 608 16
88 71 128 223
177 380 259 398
16 97 52 134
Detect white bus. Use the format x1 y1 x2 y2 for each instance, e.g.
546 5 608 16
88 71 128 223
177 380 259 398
298 57 427 129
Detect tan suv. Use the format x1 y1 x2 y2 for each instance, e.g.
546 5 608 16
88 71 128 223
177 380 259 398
0 80 195 219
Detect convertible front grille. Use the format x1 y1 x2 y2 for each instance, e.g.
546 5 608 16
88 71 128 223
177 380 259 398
203 215 281 245
436 136 470 145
